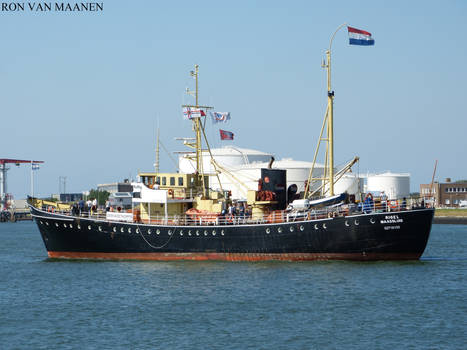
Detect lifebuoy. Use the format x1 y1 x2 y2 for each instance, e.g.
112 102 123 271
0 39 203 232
168 189 174 198
389 200 398 210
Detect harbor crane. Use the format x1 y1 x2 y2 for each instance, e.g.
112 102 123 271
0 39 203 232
0 158 44 210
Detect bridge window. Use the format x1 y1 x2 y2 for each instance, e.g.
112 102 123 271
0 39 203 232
170 177 175 186
178 177 184 186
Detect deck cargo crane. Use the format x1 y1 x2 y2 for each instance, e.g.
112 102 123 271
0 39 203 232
0 158 44 210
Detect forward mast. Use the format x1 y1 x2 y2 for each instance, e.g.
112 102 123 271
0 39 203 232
182 65 223 197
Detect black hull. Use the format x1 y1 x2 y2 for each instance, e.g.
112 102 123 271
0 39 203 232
30 206 434 261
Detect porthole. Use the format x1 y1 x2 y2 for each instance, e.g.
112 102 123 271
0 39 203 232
196 230 200 236
113 226 116 232
204 230 208 236
63 223 67 228
148 229 152 235
156 229 160 235
188 230 192 236
128 228 131 233
46 222 49 226
55 223 59 227
98 226 102 232
278 227 283 233
300 225 304 231
345 221 349 227
212 230 216 236
40 221 43 225
77 224 80 229
290 226 294 232
136 228 140 234
370 218 375 224
120 227 124 233
221 230 225 236
323 223 327 229
88 225 92 230
266 228 271 234
180 230 183 236
314 224 318 230
168 230 172 235
69 224 73 228
354 220 360 226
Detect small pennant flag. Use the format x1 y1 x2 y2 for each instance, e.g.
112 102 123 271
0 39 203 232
210 111 231 123
219 129 234 140
183 107 206 120
347 26 375 46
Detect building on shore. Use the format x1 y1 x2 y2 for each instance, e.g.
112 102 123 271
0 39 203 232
420 178 467 207
97 181 133 194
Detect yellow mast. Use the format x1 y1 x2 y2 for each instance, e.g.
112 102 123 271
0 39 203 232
304 23 347 198
183 64 213 196
325 22 347 196
155 123 160 174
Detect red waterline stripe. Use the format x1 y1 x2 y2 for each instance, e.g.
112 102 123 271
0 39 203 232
47 251 421 261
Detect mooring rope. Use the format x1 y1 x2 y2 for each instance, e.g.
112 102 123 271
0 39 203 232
135 222 176 250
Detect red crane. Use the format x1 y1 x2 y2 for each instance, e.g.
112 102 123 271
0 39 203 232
0 159 44 210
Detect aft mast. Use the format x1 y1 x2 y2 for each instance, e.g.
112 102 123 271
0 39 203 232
304 23 348 198
155 121 160 174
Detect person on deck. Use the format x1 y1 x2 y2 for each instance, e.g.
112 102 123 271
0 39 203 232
363 193 374 214
78 199 85 215
86 199 92 214
401 197 407 210
92 198 98 214
380 191 388 211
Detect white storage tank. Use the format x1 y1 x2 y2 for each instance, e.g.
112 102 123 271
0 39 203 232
333 174 362 196
178 146 326 200
178 146 273 175
216 159 325 200
366 172 410 200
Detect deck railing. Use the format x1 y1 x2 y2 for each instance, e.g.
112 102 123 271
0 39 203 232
39 197 428 226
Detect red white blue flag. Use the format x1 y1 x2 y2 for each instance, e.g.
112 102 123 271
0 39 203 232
210 111 231 123
348 26 375 46
219 129 234 140
183 107 206 120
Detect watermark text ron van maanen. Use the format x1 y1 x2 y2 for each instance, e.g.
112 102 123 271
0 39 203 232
1 2 104 12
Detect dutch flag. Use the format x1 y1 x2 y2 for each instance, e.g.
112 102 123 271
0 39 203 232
348 26 375 46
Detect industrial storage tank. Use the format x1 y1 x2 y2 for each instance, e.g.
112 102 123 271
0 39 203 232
214 158 325 200
366 172 410 199
178 146 273 175
333 174 362 196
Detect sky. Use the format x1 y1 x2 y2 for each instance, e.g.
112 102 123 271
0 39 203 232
1 0 466 199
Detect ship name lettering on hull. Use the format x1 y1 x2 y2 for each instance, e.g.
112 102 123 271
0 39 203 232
380 215 403 224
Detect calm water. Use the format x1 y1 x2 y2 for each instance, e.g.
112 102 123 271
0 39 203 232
0 222 466 350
